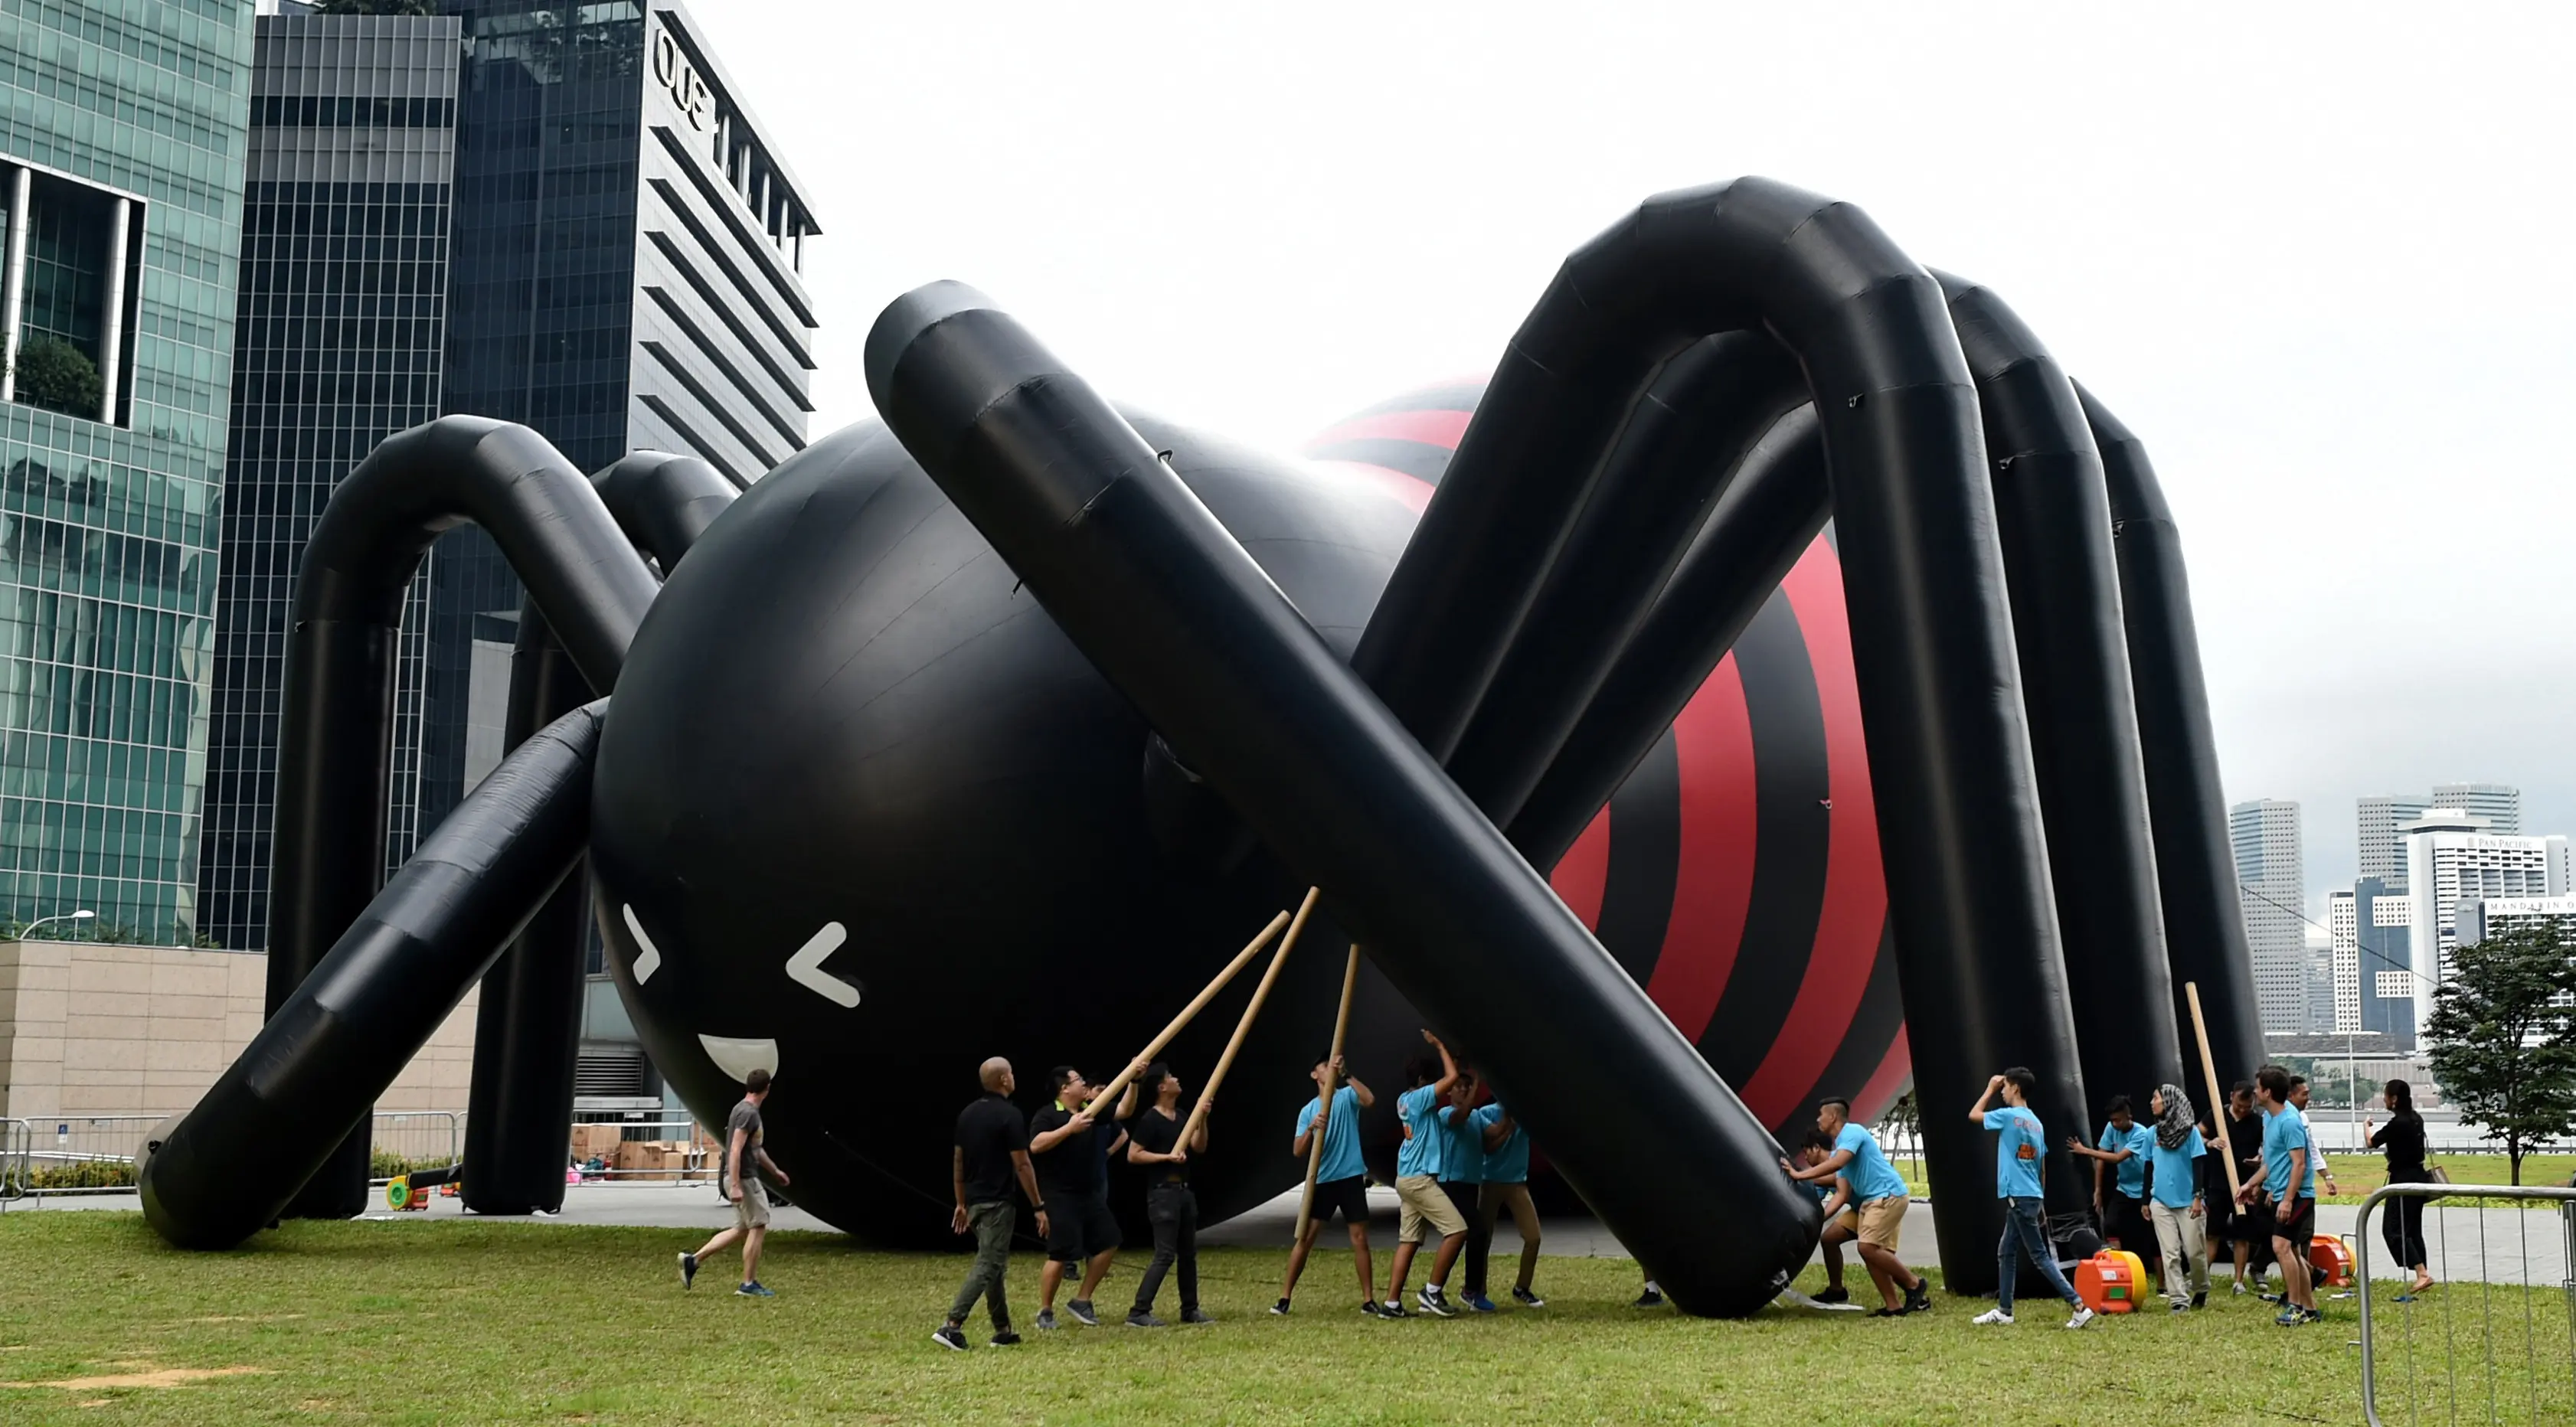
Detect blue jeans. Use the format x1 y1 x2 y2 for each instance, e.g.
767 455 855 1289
1996 1196 2080 1314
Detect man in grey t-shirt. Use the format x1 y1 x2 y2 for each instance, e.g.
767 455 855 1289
678 1068 790 1297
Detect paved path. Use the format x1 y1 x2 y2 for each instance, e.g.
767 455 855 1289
18 1184 2569 1290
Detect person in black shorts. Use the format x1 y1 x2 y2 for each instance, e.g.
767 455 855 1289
1124 1061 1211 1327
933 1057 1048 1351
2206 1080 2270 1295
1273 1054 1379 1317
1028 1066 1136 1330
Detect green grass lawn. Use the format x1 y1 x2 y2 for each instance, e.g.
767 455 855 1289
0 1211 2565 1425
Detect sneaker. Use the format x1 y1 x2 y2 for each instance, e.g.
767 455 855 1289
1972 1308 2014 1326
1270 1298 1292 1316
2191 1291 2208 1309
1125 1311 1166 1328
1181 1308 1214 1325
736 1281 775 1298
2064 1307 2094 1330
931 1325 969 1351
1813 1285 1850 1305
1633 1288 1665 1308
1035 1309 1058 1331
677 1252 698 1290
1512 1287 1546 1309
2169 1299 2190 1313
1464 1293 1499 1314
2232 1280 2248 1296
1360 1301 1390 1318
2303 1308 2324 1324
1379 1299 1415 1318
1869 1307 1904 1318
1064 1299 1100 1327
989 1331 1022 1346
2274 1308 2302 1327
1902 1282 1932 1315
1417 1286 1456 1318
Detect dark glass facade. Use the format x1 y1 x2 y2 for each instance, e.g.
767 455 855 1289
197 11 459 952
0 0 251 942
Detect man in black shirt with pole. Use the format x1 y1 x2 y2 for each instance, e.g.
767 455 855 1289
1028 1066 1136 1329
1125 1061 1212 1327
933 1057 1049 1351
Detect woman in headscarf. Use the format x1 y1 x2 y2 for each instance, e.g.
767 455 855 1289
2143 1083 2212 1310
2364 1079 2434 1296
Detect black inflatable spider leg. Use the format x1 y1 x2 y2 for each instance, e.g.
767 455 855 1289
2082 384 2265 1087
143 702 609 1249
1442 331 1807 825
1506 406 1830 870
463 453 737 1214
269 416 660 1218
867 283 1819 1318
1937 274 2185 1116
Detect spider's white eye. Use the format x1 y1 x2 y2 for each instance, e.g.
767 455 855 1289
786 922 860 1007
699 1034 779 1082
622 903 664 984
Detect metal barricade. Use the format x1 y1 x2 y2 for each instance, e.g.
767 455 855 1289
2356 1181 2576 1426
0 1117 29 1203
567 1118 717 1184
17 1114 164 1194
368 1110 463 1178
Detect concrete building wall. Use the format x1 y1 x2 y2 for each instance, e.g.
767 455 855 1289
0 937 472 1122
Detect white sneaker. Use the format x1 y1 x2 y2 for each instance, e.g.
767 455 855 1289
2064 1307 2095 1330
1972 1308 2014 1325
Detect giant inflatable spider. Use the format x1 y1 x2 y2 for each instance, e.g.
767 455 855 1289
140 178 2263 1318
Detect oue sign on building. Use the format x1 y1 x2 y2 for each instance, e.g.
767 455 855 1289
652 23 714 132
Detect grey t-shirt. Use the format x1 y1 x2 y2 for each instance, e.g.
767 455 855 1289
725 1098 764 1194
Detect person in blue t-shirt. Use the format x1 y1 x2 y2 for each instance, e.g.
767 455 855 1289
1470 1096 1545 1308
1783 1096 1929 1315
2140 1082 2209 1311
1787 1130 1854 1302
1969 1067 2092 1328
1273 1055 1379 1318
1437 1074 1499 1312
2064 1094 2160 1264
1384 1030 1467 1318
2237 1064 2318 1325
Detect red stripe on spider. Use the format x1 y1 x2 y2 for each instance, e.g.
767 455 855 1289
1642 651 1757 1043
1303 407 1473 453
1548 806 1611 932
1737 540 1888 1125
1303 459 1434 514
1852 1026 1914 1130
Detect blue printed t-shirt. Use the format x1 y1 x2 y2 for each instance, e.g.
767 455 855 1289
1470 1103 1529 1184
1984 1106 2045 1199
1437 1104 1486 1184
2261 1106 2316 1199
1395 1084 1444 1179
2098 1121 2153 1198
2147 1127 2206 1210
1294 1085 1365 1184
1834 1122 1908 1203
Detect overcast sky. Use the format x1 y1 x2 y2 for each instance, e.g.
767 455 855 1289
688 2 2575 913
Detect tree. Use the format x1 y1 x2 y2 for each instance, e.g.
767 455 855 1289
10 336 100 417
2422 921 2576 1184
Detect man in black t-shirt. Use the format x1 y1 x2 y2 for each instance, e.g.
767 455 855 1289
1124 1061 1211 1327
2205 1080 2270 1295
933 1058 1050 1351
1028 1065 1136 1329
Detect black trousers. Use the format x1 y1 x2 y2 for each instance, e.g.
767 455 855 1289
1443 1180 1489 1295
1133 1180 1198 1315
2104 1190 2159 1264
2383 1166 2430 1269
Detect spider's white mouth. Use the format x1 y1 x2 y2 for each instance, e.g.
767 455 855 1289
698 1034 780 1083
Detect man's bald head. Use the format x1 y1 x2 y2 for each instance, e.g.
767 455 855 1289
979 1057 1013 1094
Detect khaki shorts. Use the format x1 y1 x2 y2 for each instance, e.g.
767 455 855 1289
1395 1174 1466 1244
1855 1194 1905 1251
734 1178 770 1230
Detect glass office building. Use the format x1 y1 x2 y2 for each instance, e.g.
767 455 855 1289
197 8 459 952
0 0 252 942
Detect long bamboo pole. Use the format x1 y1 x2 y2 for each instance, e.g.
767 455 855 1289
2185 981 2245 1204
1180 887 1319 1148
1293 939 1365 1244
1084 908 1291 1121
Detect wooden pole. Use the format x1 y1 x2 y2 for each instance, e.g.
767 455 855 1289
1293 936 1364 1245
2185 981 2244 1204
1086 908 1292 1119
1181 887 1319 1148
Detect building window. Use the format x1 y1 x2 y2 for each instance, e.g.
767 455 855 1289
2 162 143 427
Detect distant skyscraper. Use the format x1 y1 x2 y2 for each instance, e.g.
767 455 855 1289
2326 890 2360 1034
2352 875 2414 1042
2231 798 2306 1034
2401 812 2565 1033
2359 795 2431 891
200 7 461 952
2431 782 2519 836
2302 944 2338 1034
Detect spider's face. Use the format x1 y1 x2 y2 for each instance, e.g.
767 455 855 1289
588 415 1417 1243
